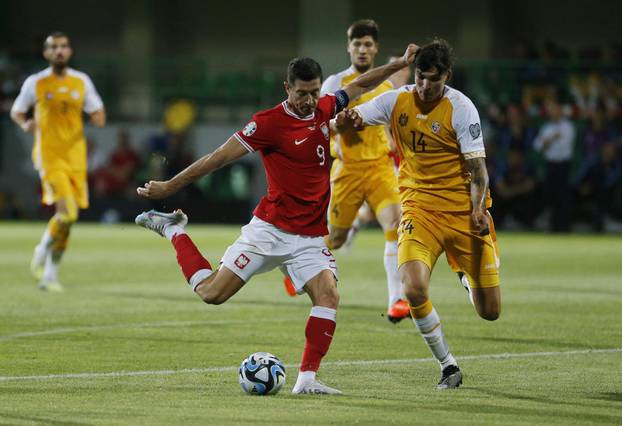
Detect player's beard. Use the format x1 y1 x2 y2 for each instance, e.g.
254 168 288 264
51 59 69 75
354 63 371 73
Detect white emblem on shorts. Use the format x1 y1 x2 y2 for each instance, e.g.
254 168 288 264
431 121 441 133
242 121 257 137
234 254 251 269
320 122 329 140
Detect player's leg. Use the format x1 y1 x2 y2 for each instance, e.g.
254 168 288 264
283 240 341 395
292 270 341 395
36 171 81 291
375 202 407 322
445 211 501 321
136 209 258 304
325 163 364 250
343 202 375 249
368 162 405 322
398 211 462 389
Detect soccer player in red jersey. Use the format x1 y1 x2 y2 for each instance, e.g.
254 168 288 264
135 45 418 395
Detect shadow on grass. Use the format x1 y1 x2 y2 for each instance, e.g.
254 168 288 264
591 392 622 402
469 336 609 350
0 412 90 426
469 387 621 419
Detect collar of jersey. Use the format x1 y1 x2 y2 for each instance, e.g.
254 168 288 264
282 101 315 121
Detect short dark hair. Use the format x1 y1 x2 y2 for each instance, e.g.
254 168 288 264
44 31 70 48
347 19 379 42
414 39 454 75
287 57 323 85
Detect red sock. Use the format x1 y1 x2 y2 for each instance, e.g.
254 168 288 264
300 314 336 372
171 234 212 282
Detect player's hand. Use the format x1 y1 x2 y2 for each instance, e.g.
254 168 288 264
20 119 34 133
472 208 490 236
336 108 364 131
402 43 420 65
137 180 174 199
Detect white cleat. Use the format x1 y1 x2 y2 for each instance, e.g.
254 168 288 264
38 280 64 293
135 209 188 237
30 246 47 281
292 379 343 395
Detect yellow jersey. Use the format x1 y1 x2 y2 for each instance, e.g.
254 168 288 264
321 66 393 162
355 85 491 212
11 67 103 174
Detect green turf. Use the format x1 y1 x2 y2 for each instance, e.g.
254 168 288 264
0 222 621 425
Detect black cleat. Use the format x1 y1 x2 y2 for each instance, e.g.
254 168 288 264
437 365 463 390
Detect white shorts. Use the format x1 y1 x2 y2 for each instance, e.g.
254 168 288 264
221 216 338 294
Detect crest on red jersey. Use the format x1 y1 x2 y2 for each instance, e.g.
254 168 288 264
242 121 257 137
234 253 251 269
320 122 329 140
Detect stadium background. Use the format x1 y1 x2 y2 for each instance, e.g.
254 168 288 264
1 0 621 231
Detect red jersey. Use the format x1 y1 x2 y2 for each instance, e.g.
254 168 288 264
234 95 339 236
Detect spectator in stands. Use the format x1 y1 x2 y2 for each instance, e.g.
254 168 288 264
573 142 622 231
533 99 575 232
498 104 536 153
92 130 141 198
583 102 620 160
492 148 539 229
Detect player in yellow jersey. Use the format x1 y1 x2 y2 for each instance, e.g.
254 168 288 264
338 39 501 389
318 19 407 322
10 31 106 292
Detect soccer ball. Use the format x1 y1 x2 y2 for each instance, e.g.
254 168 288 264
239 352 286 395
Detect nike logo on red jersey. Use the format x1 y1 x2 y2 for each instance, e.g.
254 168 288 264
294 137 309 145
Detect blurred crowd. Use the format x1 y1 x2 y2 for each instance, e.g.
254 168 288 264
1 40 622 231
479 41 622 232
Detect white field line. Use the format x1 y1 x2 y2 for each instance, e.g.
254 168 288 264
0 348 620 382
0 319 291 342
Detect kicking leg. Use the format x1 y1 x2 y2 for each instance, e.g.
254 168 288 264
136 209 245 304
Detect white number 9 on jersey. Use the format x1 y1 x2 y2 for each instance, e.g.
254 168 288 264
316 145 326 166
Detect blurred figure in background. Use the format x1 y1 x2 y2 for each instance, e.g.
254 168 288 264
492 148 539 229
582 102 619 162
533 99 575 232
91 130 140 199
10 32 105 291
573 142 622 231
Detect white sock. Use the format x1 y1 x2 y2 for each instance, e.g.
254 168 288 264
413 307 456 370
189 269 212 291
164 225 186 241
38 230 53 251
42 254 58 282
384 240 403 307
294 370 316 389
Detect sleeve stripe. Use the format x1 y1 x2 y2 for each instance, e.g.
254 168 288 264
462 150 486 159
233 133 255 152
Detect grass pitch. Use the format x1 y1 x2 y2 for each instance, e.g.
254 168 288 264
0 222 621 425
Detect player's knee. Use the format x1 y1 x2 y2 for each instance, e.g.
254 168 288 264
58 209 78 225
197 283 227 305
319 283 340 309
313 276 340 309
477 303 500 321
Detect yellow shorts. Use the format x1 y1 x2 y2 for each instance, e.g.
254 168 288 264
329 157 400 228
40 169 89 209
397 206 500 288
